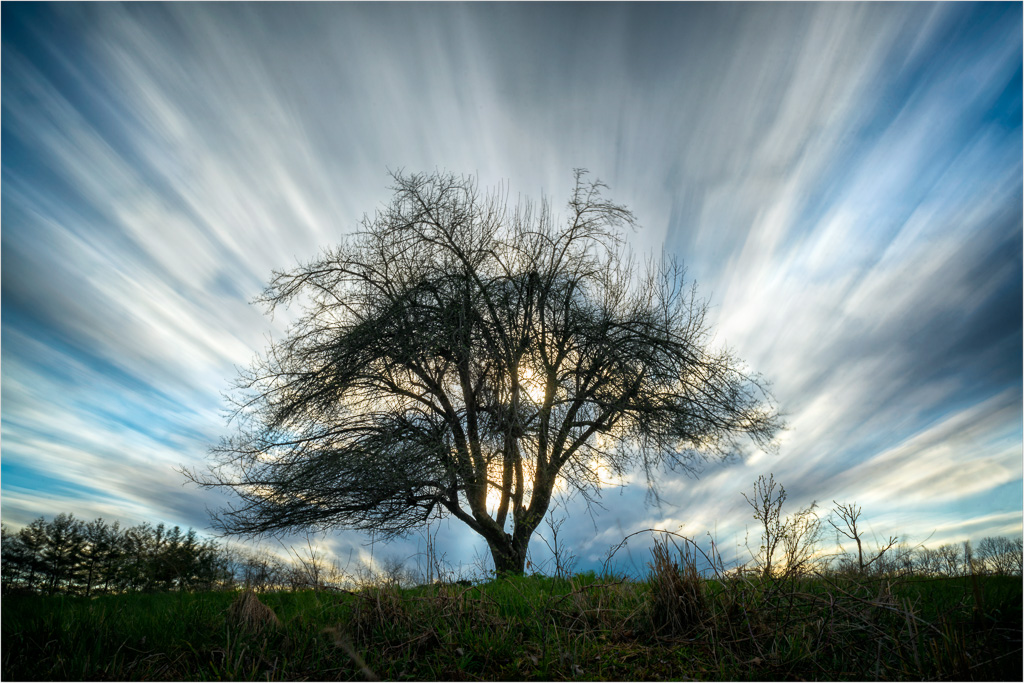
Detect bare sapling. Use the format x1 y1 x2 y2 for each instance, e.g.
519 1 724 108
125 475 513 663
743 474 786 578
538 508 578 580
780 501 824 577
828 501 897 575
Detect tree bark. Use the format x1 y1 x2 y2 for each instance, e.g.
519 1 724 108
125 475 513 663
487 534 530 574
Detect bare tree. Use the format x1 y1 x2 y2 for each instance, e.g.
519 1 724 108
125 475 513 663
780 501 824 577
742 474 823 578
935 543 965 577
828 501 897 575
185 170 780 574
913 546 943 576
743 474 787 578
976 536 1023 576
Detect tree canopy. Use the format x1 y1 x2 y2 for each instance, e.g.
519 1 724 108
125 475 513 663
187 170 781 573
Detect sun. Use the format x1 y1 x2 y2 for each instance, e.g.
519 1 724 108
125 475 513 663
518 366 546 403
486 486 505 515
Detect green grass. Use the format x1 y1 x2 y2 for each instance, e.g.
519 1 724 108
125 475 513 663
2 572 1021 681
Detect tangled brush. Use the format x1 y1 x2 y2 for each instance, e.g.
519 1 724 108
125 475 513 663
226 588 282 633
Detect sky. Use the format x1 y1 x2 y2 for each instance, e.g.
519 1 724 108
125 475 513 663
2 2 1021 578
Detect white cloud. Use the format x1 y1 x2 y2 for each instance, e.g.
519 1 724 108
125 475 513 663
2 3 1019 573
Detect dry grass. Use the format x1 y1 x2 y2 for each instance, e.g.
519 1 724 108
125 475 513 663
647 535 709 637
226 588 282 633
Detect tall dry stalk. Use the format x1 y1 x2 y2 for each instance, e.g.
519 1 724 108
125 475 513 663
647 536 708 637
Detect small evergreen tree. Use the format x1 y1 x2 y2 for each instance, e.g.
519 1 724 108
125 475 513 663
40 514 85 594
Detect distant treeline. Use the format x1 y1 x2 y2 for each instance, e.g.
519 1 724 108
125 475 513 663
0 514 334 596
2 512 1021 597
1 514 229 596
838 535 1022 578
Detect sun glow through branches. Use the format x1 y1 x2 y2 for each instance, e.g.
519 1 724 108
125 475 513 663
518 366 546 404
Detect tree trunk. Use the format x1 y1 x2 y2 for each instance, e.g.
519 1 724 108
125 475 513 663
85 563 95 597
487 536 529 575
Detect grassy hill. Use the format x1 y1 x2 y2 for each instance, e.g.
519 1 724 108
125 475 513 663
3 565 1020 681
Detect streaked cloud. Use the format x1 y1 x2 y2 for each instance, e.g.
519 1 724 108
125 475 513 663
2 2 1019 574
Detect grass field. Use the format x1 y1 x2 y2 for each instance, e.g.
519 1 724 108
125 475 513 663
3 568 1021 681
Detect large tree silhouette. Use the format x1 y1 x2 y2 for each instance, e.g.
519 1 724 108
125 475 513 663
188 170 781 573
